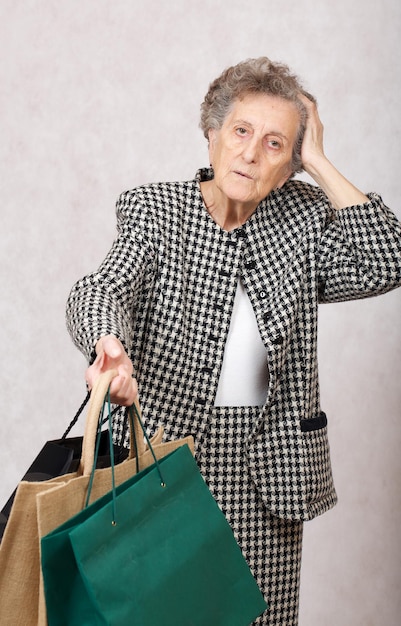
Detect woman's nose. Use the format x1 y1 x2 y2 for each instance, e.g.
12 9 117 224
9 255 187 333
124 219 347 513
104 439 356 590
241 137 260 163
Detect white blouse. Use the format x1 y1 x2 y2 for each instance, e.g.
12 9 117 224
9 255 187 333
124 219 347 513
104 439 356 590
214 279 269 407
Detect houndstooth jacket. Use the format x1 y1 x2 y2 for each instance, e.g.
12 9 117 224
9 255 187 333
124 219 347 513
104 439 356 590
66 168 401 522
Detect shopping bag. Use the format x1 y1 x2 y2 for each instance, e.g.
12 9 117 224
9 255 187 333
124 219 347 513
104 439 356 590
41 403 268 626
0 440 73 542
0 370 194 626
0 410 128 543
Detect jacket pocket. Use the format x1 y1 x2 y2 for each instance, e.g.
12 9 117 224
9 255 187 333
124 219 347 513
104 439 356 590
300 410 327 432
301 412 336 508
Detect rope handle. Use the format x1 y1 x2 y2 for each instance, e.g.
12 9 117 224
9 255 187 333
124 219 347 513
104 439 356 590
61 391 91 440
61 391 124 441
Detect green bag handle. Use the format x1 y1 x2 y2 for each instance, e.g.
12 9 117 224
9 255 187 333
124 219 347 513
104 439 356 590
128 402 166 488
83 371 166 523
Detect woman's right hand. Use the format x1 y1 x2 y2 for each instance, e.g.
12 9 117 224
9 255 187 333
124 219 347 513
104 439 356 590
85 334 138 406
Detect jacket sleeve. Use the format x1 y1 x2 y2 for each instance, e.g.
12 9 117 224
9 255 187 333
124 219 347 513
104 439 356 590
65 190 156 361
317 193 401 303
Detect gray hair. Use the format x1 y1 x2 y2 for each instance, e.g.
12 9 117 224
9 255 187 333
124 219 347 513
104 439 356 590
200 57 316 175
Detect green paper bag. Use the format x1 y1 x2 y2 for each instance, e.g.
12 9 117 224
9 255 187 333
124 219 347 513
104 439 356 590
41 442 267 625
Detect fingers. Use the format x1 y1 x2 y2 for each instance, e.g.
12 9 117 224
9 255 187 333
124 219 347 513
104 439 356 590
108 367 138 406
86 362 138 406
298 92 322 131
297 93 325 172
297 92 322 133
298 91 317 108
96 334 125 360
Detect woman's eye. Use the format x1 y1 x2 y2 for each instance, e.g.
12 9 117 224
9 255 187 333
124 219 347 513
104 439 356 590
267 139 281 149
236 127 248 136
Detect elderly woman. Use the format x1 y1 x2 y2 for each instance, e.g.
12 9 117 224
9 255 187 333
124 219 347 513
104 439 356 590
66 57 401 625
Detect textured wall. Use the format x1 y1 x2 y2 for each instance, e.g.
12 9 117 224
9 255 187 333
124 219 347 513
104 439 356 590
1 1 400 624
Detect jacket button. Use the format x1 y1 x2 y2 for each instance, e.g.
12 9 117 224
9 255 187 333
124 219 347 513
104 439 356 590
259 290 267 299
245 260 256 270
272 335 284 345
318 280 326 298
263 311 272 322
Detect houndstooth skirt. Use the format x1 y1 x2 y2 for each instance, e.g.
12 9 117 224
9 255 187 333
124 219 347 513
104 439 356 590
194 406 303 626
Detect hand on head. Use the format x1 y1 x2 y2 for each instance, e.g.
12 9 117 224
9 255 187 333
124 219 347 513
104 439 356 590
298 93 326 172
85 334 138 406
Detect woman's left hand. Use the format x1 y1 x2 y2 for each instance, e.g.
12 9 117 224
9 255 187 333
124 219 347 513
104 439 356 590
297 93 368 210
298 93 326 174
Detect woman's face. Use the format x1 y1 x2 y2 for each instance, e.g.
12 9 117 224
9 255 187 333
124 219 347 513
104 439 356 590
208 93 300 210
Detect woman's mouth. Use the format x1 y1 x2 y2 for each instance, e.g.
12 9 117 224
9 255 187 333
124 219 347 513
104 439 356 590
234 170 252 179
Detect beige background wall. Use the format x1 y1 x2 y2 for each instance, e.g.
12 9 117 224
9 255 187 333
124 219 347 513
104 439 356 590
1 1 400 624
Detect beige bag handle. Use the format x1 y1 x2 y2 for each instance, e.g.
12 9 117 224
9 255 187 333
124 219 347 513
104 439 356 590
80 370 147 476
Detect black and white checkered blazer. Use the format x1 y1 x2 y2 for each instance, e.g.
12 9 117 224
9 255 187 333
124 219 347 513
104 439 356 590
66 168 401 522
